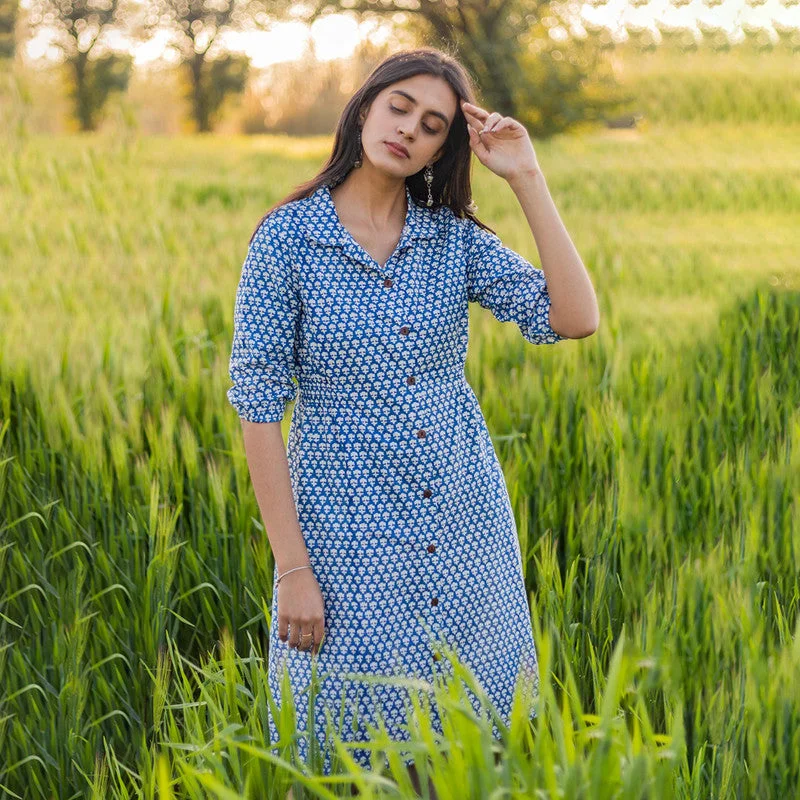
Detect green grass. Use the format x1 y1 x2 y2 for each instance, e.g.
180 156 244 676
2 64 800 797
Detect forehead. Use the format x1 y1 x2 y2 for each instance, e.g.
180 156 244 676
382 75 458 124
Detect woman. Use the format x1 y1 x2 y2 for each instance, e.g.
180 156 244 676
227 47 599 783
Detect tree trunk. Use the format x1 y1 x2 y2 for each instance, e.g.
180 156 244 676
189 52 210 132
72 50 94 131
424 8 523 118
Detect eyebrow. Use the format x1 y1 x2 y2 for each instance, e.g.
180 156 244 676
389 90 451 127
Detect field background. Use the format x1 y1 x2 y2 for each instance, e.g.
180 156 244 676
1 45 800 798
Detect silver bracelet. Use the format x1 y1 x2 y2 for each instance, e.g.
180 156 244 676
276 564 313 586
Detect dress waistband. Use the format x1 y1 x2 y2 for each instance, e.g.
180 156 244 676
297 363 467 404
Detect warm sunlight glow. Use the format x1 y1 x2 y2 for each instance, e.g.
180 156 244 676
21 1 800 66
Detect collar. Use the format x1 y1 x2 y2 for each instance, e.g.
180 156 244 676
300 183 441 257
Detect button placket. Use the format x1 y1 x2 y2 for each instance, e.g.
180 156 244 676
394 318 442 648
418 384 441 641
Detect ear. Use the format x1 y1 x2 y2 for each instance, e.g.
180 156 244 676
357 101 372 126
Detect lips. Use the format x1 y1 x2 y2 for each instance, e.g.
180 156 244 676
385 141 409 158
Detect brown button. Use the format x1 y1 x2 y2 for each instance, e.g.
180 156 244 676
432 652 442 661
431 597 439 606
399 325 410 335
427 544 436 553
422 489 432 498
383 278 393 288
416 429 426 439
407 375 416 385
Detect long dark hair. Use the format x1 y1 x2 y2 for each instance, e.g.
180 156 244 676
249 46 497 245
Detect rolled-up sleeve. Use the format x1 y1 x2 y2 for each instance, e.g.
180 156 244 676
465 217 565 345
226 213 299 423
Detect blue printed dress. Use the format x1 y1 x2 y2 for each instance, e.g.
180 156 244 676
227 182 565 774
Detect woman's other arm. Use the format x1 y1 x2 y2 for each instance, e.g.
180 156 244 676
241 420 311 577
241 420 324 654
227 210 324 654
240 420 325 654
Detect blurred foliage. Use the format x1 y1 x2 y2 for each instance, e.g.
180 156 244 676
613 39 800 125
516 13 631 137
240 37 402 135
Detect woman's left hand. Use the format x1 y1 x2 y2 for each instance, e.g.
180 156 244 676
461 100 541 183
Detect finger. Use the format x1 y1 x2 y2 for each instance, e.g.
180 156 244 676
278 614 289 642
486 118 514 135
304 619 319 651
314 623 327 655
297 623 312 651
461 106 485 128
468 122 484 145
463 107 492 134
480 112 503 133
467 124 488 158
311 621 324 654
461 100 489 122
288 620 300 648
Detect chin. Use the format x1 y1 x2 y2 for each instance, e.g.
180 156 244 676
368 145 414 172
369 157 413 178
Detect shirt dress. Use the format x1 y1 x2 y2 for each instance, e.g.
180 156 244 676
227 181 565 775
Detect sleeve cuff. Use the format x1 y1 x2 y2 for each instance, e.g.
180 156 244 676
528 289 566 344
226 387 291 423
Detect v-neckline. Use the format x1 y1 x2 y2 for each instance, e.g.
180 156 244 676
323 183 415 273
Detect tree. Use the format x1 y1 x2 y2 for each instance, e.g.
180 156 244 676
142 0 297 132
0 0 18 59
26 0 133 130
514 3 631 137
305 0 631 138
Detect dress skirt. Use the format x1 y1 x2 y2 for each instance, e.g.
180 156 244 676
267 371 540 775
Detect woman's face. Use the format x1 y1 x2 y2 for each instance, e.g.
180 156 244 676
359 74 459 177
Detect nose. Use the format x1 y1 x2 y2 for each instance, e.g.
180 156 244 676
397 121 416 140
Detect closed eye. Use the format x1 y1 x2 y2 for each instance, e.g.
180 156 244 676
389 104 439 135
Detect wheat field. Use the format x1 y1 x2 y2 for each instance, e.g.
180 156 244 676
1 46 799 799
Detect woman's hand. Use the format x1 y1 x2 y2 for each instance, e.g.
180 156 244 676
277 567 326 655
461 100 541 183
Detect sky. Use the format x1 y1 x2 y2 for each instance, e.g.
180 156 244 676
23 0 800 68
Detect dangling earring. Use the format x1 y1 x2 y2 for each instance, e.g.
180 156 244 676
423 164 434 207
354 126 363 168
